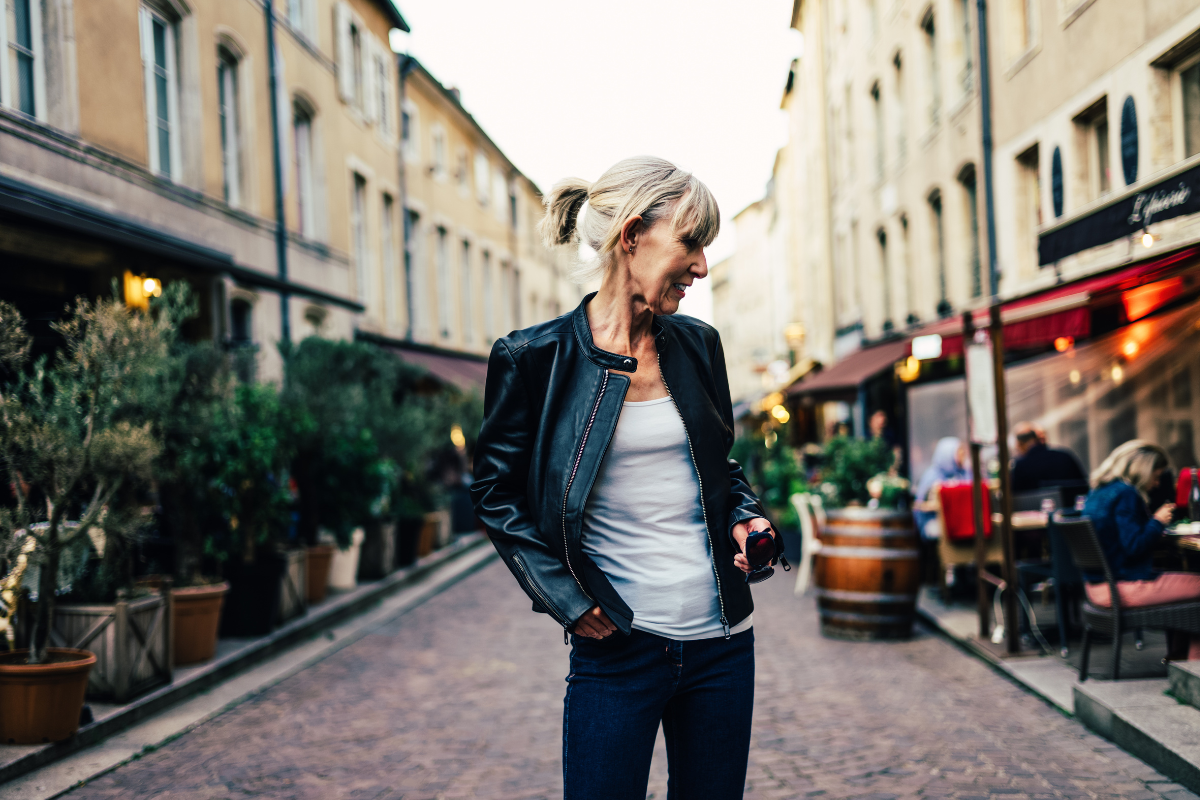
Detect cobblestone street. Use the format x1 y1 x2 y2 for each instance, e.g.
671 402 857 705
63 558 1197 800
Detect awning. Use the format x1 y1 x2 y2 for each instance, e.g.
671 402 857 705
907 245 1200 358
356 330 488 392
787 340 909 396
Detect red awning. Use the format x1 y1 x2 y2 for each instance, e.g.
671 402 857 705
908 245 1200 358
787 340 910 396
392 347 488 392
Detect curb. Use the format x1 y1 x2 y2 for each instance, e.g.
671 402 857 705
0 534 494 787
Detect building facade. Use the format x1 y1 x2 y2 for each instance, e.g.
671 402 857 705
397 59 582 359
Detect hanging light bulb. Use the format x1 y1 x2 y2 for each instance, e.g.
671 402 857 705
1142 231 1154 248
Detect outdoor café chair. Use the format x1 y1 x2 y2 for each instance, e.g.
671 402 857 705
1014 491 1083 655
790 492 824 595
1055 512 1200 681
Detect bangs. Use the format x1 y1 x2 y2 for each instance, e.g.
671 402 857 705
668 176 720 248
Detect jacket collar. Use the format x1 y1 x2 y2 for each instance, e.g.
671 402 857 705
571 292 668 373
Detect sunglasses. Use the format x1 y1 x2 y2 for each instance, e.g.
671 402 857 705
744 530 785 585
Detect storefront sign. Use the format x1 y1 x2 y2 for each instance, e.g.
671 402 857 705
1039 159 1200 265
965 334 998 445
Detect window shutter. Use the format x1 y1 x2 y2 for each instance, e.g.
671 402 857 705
335 1 353 103
138 7 158 172
363 35 379 123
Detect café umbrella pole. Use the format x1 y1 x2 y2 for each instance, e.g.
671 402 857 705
990 303 1019 654
963 312 990 639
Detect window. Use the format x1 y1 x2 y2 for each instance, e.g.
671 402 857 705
922 10 940 126
877 227 893 331
959 165 983 298
893 52 906 161
482 250 494 339
3 0 43 117
140 6 180 178
901 214 917 325
382 194 397 324
375 49 390 136
871 83 884 180
218 49 242 206
958 0 973 92
1074 97 1110 201
431 126 447 179
436 226 451 337
351 173 368 303
401 100 419 162
1183 60 1200 159
293 103 316 235
1015 144 1041 274
405 210 423 338
230 299 253 345
492 168 507 221
350 22 363 107
460 239 473 343
287 0 314 38
509 182 518 230
456 148 469 194
929 190 950 316
474 151 490 205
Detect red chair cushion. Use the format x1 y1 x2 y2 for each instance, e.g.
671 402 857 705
940 480 993 542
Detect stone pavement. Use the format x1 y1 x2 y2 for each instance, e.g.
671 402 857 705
62 559 1198 800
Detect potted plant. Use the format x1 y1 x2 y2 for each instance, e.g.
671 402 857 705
0 292 170 739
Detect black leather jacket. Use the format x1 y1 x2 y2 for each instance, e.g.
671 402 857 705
470 293 774 638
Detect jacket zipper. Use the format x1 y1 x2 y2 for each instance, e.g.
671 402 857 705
561 371 608 601
658 352 731 638
512 553 567 628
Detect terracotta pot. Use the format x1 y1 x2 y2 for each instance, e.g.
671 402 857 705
173 582 229 666
305 545 335 604
0 648 96 744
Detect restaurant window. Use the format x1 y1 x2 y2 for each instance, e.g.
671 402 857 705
382 194 397 324
1181 58 1200 159
351 173 369 303
140 5 181 179
959 165 982 298
460 239 473 344
877 227 893 332
3 0 43 118
1074 97 1110 202
928 189 950 316
921 9 940 126
1015 144 1041 275
217 48 242 207
871 82 884 181
436 226 451 338
294 101 316 236
893 52 906 161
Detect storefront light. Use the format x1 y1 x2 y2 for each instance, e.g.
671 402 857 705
1111 364 1125 384
1122 340 1139 357
770 404 791 424
1054 336 1073 352
1069 369 1081 385
911 334 942 360
896 355 921 383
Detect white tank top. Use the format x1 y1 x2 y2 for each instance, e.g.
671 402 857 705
581 396 752 640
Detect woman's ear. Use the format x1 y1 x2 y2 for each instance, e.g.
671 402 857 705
620 216 643 254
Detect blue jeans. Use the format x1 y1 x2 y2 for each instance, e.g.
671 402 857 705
563 627 754 800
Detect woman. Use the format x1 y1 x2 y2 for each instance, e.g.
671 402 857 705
1082 440 1200 660
913 436 970 540
471 156 777 799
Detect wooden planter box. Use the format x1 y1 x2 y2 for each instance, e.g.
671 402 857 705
19 591 173 703
277 549 307 626
358 520 395 581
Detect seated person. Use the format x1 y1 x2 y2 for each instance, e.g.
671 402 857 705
1082 440 1199 661
914 436 969 541
1011 422 1087 505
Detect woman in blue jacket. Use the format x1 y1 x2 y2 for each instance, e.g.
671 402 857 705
1082 440 1199 660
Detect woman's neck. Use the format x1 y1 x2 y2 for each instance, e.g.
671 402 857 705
586 272 655 356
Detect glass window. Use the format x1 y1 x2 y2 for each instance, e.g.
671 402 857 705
6 0 36 115
1183 61 1200 159
352 173 368 303
350 23 363 107
432 127 447 178
293 105 315 235
382 194 396 324
460 240 473 343
930 191 950 315
436 227 451 337
218 50 241 206
960 167 982 298
140 8 178 178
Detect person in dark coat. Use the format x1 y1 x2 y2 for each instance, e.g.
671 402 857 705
1011 422 1087 504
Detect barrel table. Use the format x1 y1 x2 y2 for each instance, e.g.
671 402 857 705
814 507 920 640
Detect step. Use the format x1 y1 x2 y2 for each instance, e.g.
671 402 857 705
1074 678 1200 792
1169 662 1200 710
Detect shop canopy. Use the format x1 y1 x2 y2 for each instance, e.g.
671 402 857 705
906 245 1200 359
787 339 910 397
356 332 488 392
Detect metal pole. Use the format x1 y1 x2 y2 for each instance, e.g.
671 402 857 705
990 304 1018 653
962 311 989 639
265 0 290 343
976 0 1000 298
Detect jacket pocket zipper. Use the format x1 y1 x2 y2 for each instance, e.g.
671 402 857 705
513 553 567 628
561 371 608 600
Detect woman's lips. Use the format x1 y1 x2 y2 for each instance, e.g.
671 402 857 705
673 282 688 298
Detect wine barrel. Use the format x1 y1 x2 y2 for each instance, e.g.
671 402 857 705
814 507 920 640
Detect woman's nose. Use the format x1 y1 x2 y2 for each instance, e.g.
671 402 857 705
693 252 709 279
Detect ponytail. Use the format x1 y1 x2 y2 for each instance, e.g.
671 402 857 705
539 178 590 248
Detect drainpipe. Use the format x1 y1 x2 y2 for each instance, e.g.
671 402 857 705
398 54 416 340
265 0 290 343
975 0 999 299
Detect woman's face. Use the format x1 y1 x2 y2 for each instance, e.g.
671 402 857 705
625 217 708 316
956 444 968 469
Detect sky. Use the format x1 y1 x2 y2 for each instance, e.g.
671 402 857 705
390 0 801 323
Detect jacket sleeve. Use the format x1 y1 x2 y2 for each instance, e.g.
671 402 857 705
1113 486 1164 561
470 340 595 630
711 331 771 549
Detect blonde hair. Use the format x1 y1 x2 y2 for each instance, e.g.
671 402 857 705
539 156 720 284
1090 439 1170 496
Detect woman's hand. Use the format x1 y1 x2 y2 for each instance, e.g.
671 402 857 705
1155 502 1176 526
572 606 616 639
732 517 775 574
